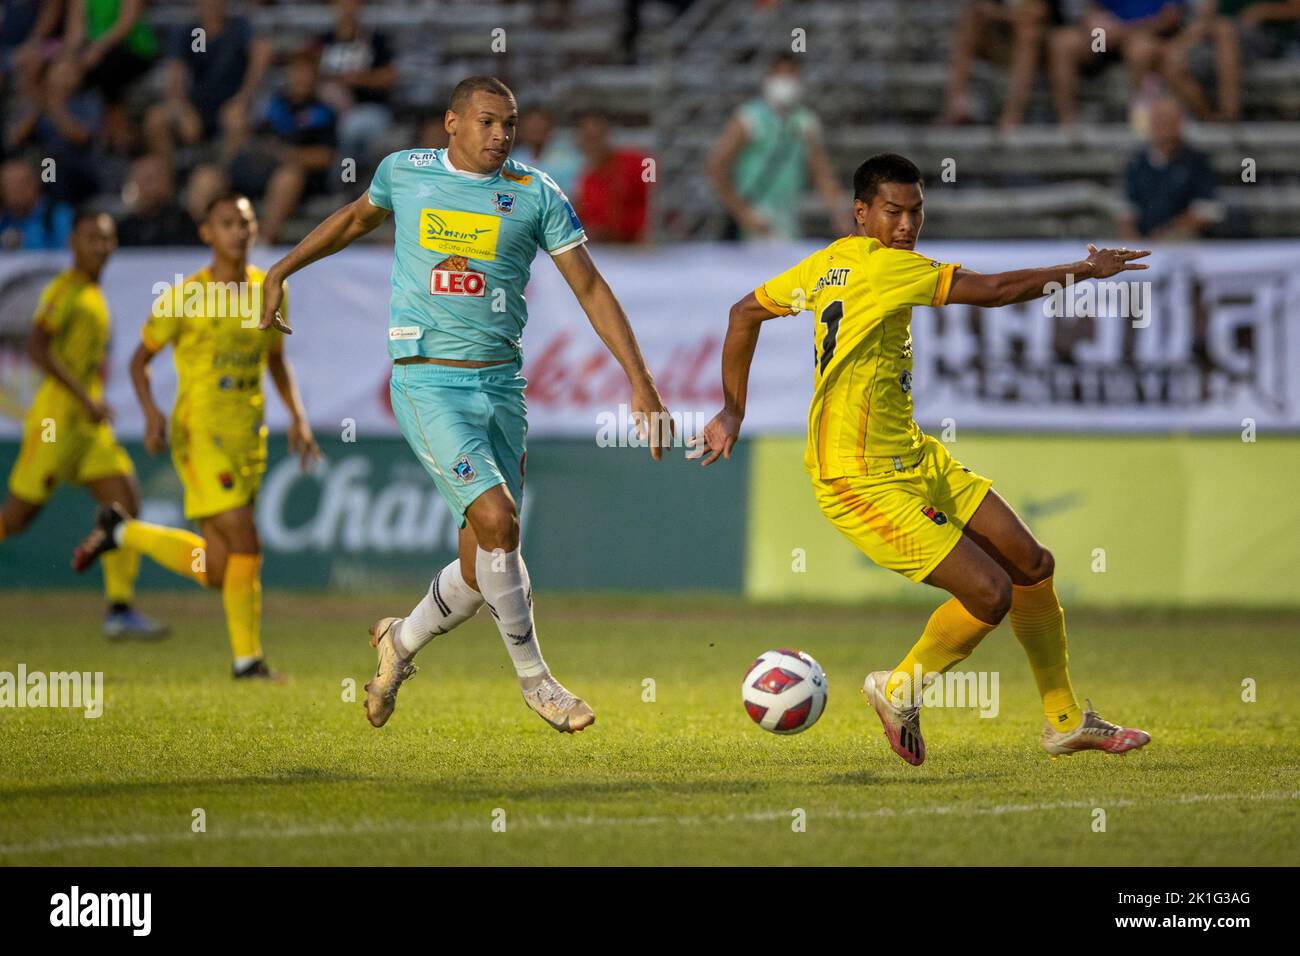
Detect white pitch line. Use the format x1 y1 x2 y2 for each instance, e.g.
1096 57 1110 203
0 790 1296 858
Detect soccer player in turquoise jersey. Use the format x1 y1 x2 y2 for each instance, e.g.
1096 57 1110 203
259 76 671 733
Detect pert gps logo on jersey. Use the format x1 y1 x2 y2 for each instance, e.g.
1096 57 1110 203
430 255 486 297
420 209 500 260
452 456 477 483
408 151 436 167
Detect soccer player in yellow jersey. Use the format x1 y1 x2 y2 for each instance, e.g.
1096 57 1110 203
73 192 320 679
1 210 165 639
693 153 1153 764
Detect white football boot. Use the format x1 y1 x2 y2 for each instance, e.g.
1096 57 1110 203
863 670 925 766
364 617 417 728
1041 699 1151 757
522 675 595 733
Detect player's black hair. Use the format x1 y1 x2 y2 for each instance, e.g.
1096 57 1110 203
449 76 516 114
203 190 253 221
71 206 112 230
853 153 923 204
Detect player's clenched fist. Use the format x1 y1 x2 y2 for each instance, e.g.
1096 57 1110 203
1084 243 1150 279
143 408 167 455
688 408 741 467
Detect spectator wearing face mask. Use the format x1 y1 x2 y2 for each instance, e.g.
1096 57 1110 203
708 54 850 241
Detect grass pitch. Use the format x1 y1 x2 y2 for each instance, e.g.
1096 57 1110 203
1 590 1297 866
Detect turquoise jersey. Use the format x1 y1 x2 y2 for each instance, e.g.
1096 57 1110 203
367 147 587 362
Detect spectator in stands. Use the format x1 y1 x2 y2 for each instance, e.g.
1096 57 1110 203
117 154 199 246
63 0 158 154
939 1 1064 131
1163 0 1300 121
1118 95 1222 237
183 163 229 228
5 54 102 203
572 109 651 244
0 156 75 250
314 0 397 170
1 0 64 98
248 51 339 243
511 107 581 196
1049 1 1187 127
142 0 272 166
708 54 850 241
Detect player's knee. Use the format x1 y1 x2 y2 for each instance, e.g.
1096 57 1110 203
977 573 1013 624
1026 546 1054 584
470 499 519 550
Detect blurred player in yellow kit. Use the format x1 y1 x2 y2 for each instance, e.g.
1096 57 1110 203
73 192 320 679
694 154 1153 765
1 210 166 639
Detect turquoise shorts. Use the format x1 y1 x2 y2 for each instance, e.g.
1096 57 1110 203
389 359 527 528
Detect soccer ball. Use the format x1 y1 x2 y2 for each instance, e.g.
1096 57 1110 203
742 649 827 734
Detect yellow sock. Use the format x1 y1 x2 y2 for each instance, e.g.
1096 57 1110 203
121 519 208 586
1010 575 1081 732
887 598 998 706
222 553 263 662
101 548 139 606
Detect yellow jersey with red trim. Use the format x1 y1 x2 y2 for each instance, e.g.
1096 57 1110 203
141 265 284 434
29 269 111 414
754 235 957 479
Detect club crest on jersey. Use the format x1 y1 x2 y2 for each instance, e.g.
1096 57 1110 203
219 472 234 490
452 456 477 483
493 192 516 215
899 370 912 393
429 255 486 297
921 505 947 525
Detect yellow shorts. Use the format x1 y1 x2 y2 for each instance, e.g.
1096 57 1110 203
8 410 134 505
172 421 267 521
812 434 993 583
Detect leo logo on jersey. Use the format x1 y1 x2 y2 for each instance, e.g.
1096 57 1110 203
429 255 486 297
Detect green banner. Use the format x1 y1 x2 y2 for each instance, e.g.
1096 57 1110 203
0 438 747 592
746 435 1300 607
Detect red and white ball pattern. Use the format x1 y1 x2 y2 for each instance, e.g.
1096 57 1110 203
742 649 827 734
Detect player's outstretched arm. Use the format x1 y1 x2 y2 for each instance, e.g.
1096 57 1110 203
128 342 167 455
259 193 391 334
267 350 321 472
689 291 780 467
551 244 673 461
947 244 1150 308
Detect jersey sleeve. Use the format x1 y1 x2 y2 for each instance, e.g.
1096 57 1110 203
141 285 182 352
754 250 821 316
537 170 587 256
867 248 959 311
32 277 72 334
367 151 397 210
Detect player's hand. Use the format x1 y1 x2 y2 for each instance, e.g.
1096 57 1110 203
82 397 112 424
743 209 773 237
687 408 741 467
143 409 167 455
1084 243 1150 279
287 418 322 472
630 381 674 461
258 273 292 334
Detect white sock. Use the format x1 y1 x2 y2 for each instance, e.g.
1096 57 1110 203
474 546 548 679
393 560 483 659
